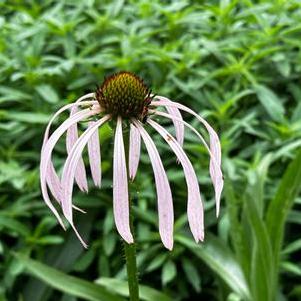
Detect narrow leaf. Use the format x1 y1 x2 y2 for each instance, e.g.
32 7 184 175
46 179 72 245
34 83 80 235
14 253 125 301
255 85 285 122
35 84 59 104
96 278 172 301
176 234 251 300
162 261 177 286
266 149 301 266
245 195 274 301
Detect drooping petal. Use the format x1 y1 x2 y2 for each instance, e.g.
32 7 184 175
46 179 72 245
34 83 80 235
87 121 101 187
40 108 99 229
42 99 97 208
74 93 101 188
148 119 204 243
42 97 98 147
46 162 86 213
113 117 134 244
71 93 101 191
46 162 63 202
151 97 223 217
133 120 174 250
71 223 88 248
150 109 222 216
150 110 210 154
42 94 96 194
67 106 88 192
129 123 141 181
60 115 110 248
40 163 65 230
41 99 99 189
41 108 98 183
158 95 184 147
75 92 95 103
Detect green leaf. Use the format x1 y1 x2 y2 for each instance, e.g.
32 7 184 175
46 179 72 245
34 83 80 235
102 233 116 256
23 216 95 301
35 84 59 103
176 234 251 300
14 253 125 301
266 149 301 266
73 248 96 272
35 235 64 245
146 253 167 272
226 293 242 301
254 85 285 122
182 258 201 292
0 86 31 103
282 239 301 255
0 215 30 237
287 210 301 225
96 278 172 301
224 180 251 277
244 195 274 301
6 112 50 124
291 285 301 297
280 261 301 277
162 260 177 286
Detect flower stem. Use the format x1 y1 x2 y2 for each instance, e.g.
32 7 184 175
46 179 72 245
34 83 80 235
123 128 139 301
123 232 139 301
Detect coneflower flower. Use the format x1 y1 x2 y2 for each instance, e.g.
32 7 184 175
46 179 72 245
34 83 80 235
40 71 223 250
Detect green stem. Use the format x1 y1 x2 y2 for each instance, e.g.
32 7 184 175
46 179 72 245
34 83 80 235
124 236 139 301
123 128 139 301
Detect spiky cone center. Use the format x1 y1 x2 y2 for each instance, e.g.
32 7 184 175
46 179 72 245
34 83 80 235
96 71 152 120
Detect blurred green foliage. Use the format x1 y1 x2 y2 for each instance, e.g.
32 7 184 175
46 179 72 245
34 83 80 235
0 0 301 300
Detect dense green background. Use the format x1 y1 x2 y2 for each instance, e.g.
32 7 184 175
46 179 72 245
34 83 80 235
1 0 301 300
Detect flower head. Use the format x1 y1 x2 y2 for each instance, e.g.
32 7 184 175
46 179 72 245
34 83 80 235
40 71 223 250
96 71 152 120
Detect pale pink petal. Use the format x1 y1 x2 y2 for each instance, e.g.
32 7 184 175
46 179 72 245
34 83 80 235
42 97 98 147
71 223 88 248
44 93 96 194
40 108 99 228
87 121 101 187
41 99 99 171
150 110 210 154
61 115 110 221
67 92 97 192
129 123 141 181
72 205 86 214
158 95 184 147
67 106 88 192
46 162 63 202
42 102 99 191
113 117 134 244
74 92 95 103
133 120 174 250
41 108 97 181
151 97 223 217
46 163 86 213
150 109 222 217
65 92 97 189
40 164 65 230
60 115 110 247
148 119 204 243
